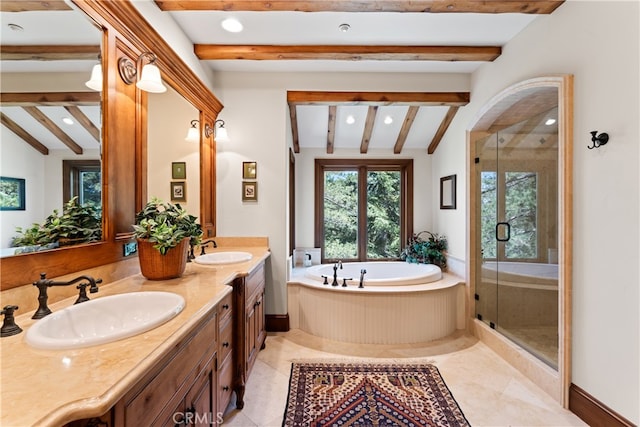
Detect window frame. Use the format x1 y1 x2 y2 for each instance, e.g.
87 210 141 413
314 158 413 263
62 159 101 205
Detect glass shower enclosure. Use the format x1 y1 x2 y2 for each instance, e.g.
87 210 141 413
474 103 560 369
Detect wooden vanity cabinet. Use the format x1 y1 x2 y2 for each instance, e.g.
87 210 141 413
113 303 220 427
216 291 234 416
232 261 266 409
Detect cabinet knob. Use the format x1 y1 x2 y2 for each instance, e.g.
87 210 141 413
222 385 230 391
223 304 229 310
222 341 229 348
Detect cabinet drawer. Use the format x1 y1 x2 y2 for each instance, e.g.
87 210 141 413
246 263 265 303
217 357 234 415
123 313 217 426
218 315 233 367
218 292 233 325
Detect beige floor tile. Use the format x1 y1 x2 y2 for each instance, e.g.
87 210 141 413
224 330 588 427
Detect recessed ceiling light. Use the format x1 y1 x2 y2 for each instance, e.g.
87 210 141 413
221 18 243 33
545 118 556 126
8 23 23 32
62 117 74 125
384 116 393 125
338 23 350 33
346 115 355 125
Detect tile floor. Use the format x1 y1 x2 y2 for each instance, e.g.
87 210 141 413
223 329 587 427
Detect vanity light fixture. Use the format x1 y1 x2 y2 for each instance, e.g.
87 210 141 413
185 120 200 143
85 63 103 92
206 119 229 142
118 52 167 93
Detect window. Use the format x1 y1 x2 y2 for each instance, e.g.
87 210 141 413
62 160 101 206
315 159 413 262
480 170 538 260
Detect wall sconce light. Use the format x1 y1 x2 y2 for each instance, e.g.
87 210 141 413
588 131 609 149
185 120 200 143
207 119 229 142
85 63 102 92
118 52 167 93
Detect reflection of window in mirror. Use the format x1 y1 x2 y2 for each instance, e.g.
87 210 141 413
63 160 101 206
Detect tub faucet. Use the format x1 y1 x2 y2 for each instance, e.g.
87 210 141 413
359 269 367 288
199 239 218 256
331 263 340 286
32 273 101 319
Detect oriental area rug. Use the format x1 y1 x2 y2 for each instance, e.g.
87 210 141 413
282 361 471 426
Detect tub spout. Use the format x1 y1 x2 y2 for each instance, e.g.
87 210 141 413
359 269 367 288
331 263 339 286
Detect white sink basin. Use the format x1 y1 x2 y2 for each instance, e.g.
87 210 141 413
194 251 253 265
25 291 185 350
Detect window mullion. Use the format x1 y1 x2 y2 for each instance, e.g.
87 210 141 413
358 166 368 261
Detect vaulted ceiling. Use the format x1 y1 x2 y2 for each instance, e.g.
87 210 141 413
0 1 565 155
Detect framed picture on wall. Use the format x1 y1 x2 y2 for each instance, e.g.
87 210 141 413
242 161 257 180
170 181 186 202
172 162 186 180
242 181 258 201
440 174 456 210
0 176 26 211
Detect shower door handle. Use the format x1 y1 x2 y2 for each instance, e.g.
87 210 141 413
496 222 511 242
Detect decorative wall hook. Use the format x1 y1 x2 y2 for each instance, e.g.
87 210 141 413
588 131 609 149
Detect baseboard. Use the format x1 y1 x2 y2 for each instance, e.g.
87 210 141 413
569 383 635 427
266 314 290 332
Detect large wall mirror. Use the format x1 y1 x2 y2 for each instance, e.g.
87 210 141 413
0 2 103 256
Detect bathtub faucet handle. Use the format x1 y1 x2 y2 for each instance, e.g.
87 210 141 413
359 269 367 288
342 278 352 287
321 275 329 285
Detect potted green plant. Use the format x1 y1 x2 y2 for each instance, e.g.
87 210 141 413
401 231 448 270
133 198 202 280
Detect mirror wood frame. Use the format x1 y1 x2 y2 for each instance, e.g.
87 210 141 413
1 0 222 290
467 75 573 406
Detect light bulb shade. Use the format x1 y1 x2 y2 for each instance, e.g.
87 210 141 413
136 63 167 93
185 126 199 143
215 126 229 142
85 64 103 91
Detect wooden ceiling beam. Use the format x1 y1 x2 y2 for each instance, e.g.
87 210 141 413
428 106 459 154
0 1 71 12
327 106 336 154
288 104 300 153
288 91 470 107
360 106 378 154
0 112 49 155
0 45 101 61
0 92 101 107
195 45 501 62
23 106 83 155
394 106 419 154
65 106 100 142
156 1 564 14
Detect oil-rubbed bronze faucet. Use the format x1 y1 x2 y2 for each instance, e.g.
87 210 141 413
199 239 217 256
1 305 22 337
32 273 102 319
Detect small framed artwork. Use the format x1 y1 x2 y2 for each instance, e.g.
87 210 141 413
242 161 257 180
242 181 258 202
172 162 186 180
440 174 457 210
170 181 186 202
0 176 26 211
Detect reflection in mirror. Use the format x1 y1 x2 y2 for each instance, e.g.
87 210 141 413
0 3 103 256
147 85 200 219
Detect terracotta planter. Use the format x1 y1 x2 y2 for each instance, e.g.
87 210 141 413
137 237 190 280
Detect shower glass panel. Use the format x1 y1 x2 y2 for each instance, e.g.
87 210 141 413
475 107 560 369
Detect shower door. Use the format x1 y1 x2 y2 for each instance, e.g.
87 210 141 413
475 108 560 369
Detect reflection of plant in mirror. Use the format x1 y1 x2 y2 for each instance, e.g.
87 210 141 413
133 198 202 255
401 231 448 270
11 197 102 250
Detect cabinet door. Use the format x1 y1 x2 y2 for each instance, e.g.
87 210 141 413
255 291 266 351
245 299 257 369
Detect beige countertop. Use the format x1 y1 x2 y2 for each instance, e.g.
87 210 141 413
0 245 270 427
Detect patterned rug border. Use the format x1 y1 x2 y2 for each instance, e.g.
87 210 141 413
283 360 471 427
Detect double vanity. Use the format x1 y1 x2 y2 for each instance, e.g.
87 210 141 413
0 240 270 427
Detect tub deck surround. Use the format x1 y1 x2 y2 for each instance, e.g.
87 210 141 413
288 266 466 344
0 244 270 427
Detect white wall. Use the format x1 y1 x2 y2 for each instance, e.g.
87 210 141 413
147 86 200 217
432 1 639 422
213 72 469 315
